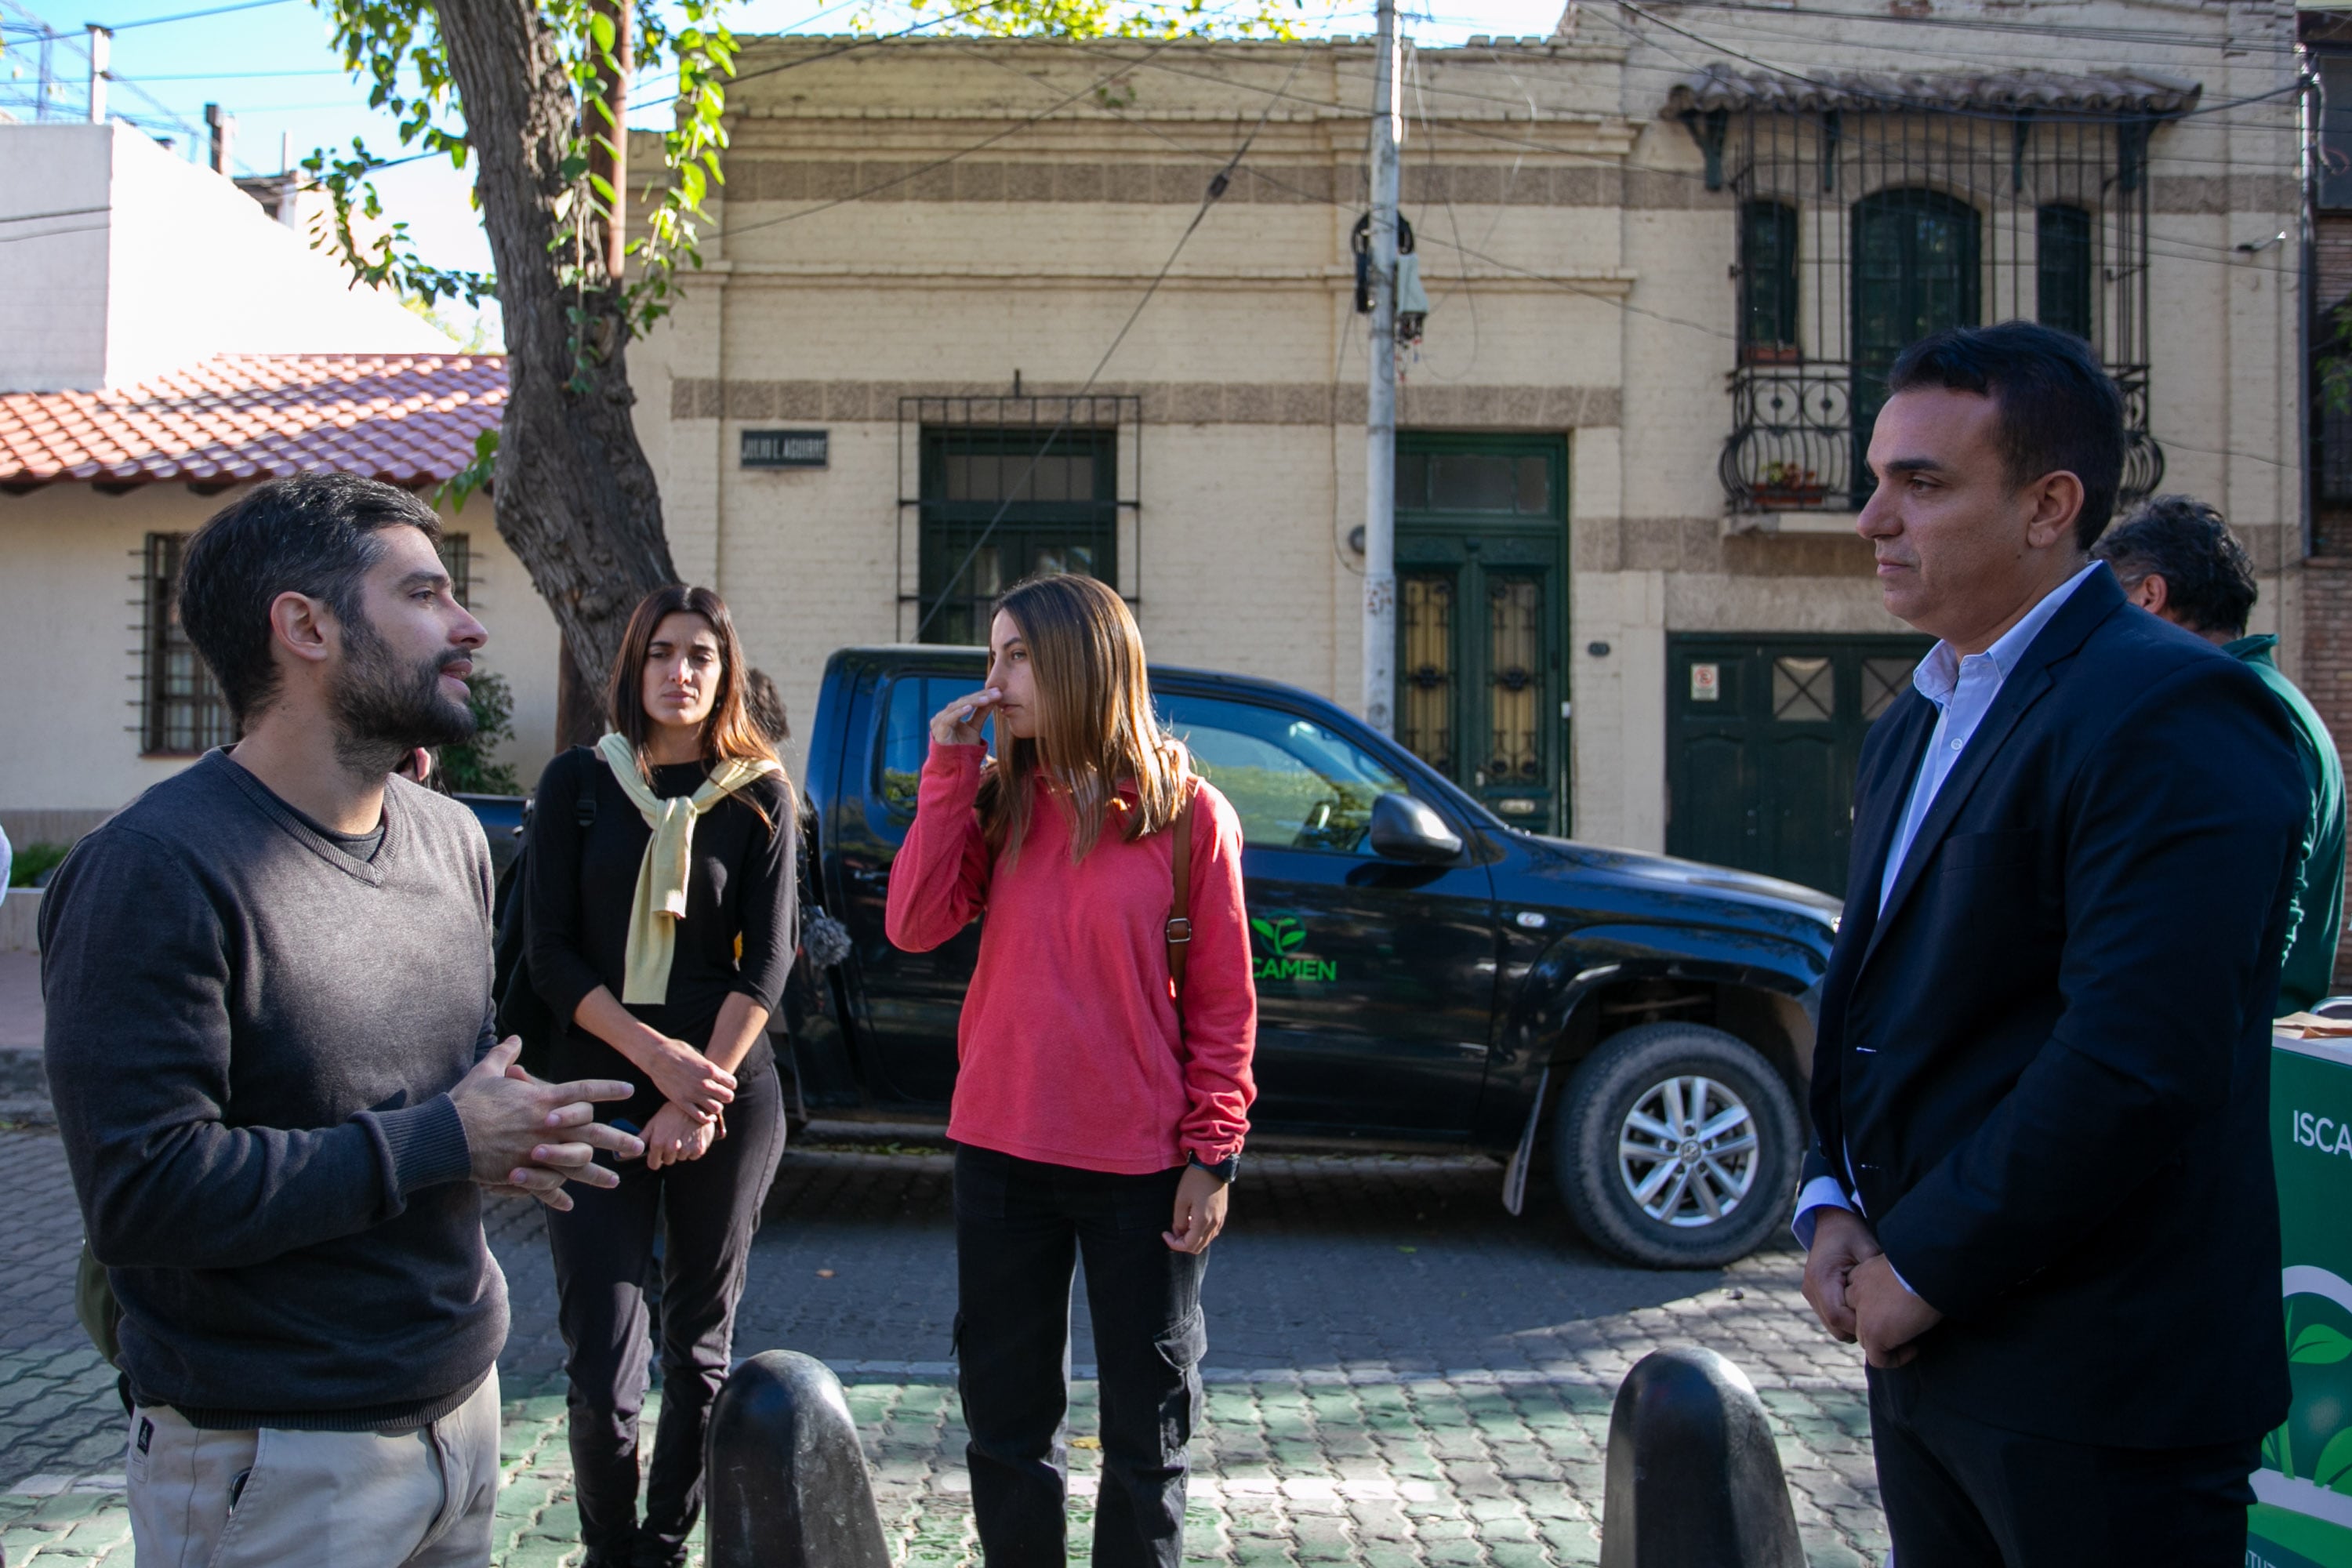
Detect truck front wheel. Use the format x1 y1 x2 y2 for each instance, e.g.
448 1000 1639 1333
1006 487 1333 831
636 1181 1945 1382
1552 1022 1801 1269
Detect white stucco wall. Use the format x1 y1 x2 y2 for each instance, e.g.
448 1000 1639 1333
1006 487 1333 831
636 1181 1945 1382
0 123 448 394
0 485 562 822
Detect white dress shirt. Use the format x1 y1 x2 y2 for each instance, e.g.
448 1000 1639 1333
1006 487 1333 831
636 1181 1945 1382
1793 561 2107 1265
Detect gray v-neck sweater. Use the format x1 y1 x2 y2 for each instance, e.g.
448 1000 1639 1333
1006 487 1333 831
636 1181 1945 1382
42 750 506 1430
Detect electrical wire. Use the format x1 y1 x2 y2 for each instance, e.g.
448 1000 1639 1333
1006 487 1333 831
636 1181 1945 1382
0 204 110 223
913 54 1306 640
992 31 2310 262
1617 0 2299 54
114 67 346 81
718 34 1194 241
1607 0 2304 126
0 221 111 245
990 38 2309 328
10 0 291 39
1004 37 2304 191
1595 2 2294 74
725 0 1041 89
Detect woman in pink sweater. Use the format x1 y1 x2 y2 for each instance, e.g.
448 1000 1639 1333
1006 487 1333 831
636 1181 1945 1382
886 572 1256 1567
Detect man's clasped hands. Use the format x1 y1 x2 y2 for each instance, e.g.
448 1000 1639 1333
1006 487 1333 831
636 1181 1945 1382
1802 1207 1945 1367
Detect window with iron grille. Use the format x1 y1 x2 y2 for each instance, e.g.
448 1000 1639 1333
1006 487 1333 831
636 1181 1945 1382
140 534 234 756
139 528 474 755
2035 204 2094 341
438 532 472 608
2318 307 2352 521
1676 71 2181 515
898 397 1141 644
1740 199 1800 360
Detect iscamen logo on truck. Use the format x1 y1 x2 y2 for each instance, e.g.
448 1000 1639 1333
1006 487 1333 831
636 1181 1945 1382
1250 916 1337 983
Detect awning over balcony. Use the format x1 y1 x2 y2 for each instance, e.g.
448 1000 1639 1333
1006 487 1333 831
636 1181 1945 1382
1664 65 2202 120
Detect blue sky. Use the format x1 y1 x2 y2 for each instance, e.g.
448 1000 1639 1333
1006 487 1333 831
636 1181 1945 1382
2 0 1566 347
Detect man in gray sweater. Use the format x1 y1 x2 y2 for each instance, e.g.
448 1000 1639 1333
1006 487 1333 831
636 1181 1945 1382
42 474 644 1568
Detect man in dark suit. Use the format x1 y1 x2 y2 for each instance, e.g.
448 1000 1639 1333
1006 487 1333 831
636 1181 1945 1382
1797 322 2306 1563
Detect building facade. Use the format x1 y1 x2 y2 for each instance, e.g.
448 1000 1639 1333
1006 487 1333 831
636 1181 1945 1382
629 0 2305 902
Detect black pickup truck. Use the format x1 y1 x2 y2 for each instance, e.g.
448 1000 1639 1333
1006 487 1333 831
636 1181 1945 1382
771 644 1842 1269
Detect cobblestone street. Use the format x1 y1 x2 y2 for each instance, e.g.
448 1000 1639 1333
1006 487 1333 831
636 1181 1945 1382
0 1117 1886 1566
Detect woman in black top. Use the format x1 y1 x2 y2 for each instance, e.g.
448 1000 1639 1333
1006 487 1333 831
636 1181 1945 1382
525 585 797 1568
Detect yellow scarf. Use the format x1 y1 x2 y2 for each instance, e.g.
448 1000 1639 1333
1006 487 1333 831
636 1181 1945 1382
596 732 782 1004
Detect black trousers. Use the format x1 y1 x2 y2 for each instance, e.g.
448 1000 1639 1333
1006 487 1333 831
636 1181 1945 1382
1867 1364 2259 1567
953 1145 1208 1568
545 1066 786 1568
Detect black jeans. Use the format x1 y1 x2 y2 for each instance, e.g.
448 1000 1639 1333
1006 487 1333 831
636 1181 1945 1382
545 1066 786 1568
953 1145 1208 1568
1867 1364 2261 1567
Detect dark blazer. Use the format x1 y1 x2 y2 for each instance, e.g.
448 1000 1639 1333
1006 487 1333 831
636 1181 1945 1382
1807 564 2305 1448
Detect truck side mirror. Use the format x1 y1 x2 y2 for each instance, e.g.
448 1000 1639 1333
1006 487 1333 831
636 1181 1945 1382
1368 793 1464 864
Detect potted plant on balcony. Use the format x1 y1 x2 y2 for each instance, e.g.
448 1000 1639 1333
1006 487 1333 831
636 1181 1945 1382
1751 459 1828 509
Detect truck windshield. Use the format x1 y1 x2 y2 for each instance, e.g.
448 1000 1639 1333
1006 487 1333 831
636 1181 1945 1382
1157 693 1408 855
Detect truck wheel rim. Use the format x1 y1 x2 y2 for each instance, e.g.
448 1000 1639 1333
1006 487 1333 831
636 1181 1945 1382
1617 1075 1760 1229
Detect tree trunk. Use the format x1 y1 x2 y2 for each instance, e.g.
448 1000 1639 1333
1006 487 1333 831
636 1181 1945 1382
432 0 675 691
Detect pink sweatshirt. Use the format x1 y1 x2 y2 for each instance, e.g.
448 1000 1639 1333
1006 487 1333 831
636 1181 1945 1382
884 739 1257 1174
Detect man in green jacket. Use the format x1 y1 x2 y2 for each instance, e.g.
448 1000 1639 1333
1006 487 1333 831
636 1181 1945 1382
2096 495 2347 1012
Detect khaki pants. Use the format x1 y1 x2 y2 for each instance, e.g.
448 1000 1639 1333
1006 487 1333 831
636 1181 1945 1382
125 1368 501 1568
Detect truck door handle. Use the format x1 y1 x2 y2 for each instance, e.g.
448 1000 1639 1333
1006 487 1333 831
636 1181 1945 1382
846 866 891 887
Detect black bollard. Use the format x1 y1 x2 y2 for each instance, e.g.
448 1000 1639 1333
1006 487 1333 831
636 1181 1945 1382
704 1349 891 1568
1599 1346 1806 1568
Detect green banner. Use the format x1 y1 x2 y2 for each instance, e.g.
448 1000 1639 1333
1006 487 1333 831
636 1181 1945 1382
2255 1036 2352 1566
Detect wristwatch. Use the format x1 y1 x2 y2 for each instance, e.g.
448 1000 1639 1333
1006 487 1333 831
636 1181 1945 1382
1187 1152 1240 1185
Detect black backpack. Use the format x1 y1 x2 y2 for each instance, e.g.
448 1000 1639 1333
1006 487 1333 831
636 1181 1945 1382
491 764 597 1076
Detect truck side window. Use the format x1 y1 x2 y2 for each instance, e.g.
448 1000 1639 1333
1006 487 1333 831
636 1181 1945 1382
878 676 981 819
1160 694 1409 855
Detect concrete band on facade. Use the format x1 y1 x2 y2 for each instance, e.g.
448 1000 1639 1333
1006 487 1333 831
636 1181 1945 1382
670 379 1624 428
709 158 2296 219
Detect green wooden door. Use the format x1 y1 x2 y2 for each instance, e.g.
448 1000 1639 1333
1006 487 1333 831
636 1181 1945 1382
1850 188 1981 506
1392 434 1570 833
1667 636 1932 898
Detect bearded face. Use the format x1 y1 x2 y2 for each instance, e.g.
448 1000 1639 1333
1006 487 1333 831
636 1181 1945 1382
330 605 478 773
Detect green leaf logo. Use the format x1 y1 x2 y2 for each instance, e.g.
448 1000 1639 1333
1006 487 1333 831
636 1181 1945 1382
2292 1323 2352 1365
2318 1428 2352 1492
1250 916 1307 955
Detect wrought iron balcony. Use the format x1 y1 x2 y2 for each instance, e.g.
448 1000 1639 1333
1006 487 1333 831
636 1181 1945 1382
1720 359 2163 515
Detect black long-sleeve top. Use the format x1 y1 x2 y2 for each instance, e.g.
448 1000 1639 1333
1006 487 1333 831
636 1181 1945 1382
526 746 797 1123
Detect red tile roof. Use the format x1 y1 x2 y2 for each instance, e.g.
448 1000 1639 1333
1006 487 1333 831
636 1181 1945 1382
0 353 506 488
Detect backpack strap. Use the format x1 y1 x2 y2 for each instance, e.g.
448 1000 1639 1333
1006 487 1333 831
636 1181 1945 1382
575 746 600 828
1167 782 1197 1007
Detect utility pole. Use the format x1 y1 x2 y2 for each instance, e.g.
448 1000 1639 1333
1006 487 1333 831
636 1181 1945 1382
205 103 234 176
84 24 108 125
587 0 633 280
1360 0 1402 736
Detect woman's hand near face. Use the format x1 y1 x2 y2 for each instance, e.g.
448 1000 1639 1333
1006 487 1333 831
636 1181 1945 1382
1164 1165 1229 1254
931 688 1003 747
